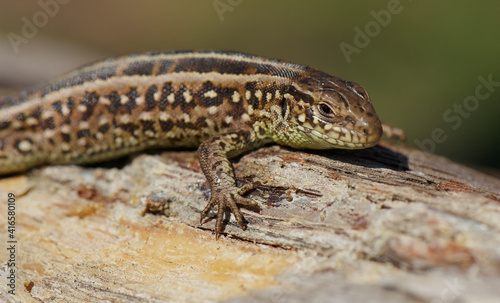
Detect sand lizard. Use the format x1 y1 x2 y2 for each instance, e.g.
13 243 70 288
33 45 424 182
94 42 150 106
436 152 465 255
0 50 383 237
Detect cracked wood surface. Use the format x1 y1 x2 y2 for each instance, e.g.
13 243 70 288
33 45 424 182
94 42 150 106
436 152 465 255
1 142 500 302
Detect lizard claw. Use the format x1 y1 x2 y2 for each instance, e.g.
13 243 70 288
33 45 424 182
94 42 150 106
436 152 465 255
200 187 259 238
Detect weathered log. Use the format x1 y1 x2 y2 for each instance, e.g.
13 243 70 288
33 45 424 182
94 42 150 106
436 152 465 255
1 141 499 302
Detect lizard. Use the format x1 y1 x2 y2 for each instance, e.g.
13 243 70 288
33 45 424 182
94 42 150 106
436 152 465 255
0 50 383 237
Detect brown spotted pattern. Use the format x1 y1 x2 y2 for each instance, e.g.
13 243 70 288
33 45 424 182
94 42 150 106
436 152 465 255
0 50 382 237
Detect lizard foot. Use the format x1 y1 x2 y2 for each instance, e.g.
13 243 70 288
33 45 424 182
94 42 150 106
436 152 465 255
200 184 259 238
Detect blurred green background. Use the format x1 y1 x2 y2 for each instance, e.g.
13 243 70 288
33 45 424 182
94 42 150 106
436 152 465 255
1 0 499 172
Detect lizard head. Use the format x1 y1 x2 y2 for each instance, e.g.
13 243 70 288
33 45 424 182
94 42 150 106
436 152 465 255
276 70 382 149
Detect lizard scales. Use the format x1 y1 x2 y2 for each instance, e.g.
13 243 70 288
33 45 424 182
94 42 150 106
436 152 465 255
0 50 383 237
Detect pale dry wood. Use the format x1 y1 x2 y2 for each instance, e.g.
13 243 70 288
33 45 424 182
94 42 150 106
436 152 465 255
1 142 500 302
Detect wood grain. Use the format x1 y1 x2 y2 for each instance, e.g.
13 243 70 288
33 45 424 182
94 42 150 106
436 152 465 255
1 141 499 302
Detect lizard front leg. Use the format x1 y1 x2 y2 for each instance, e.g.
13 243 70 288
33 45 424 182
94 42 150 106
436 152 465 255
197 130 264 238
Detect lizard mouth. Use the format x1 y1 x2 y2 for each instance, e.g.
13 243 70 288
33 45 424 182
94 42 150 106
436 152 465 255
294 123 380 149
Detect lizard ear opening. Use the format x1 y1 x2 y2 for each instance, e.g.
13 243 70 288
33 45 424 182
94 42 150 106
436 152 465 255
281 97 288 120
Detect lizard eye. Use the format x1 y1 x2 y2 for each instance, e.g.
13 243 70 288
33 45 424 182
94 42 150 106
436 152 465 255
317 103 335 117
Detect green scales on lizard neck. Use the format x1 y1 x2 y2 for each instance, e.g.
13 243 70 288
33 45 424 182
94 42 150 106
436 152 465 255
0 50 382 237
